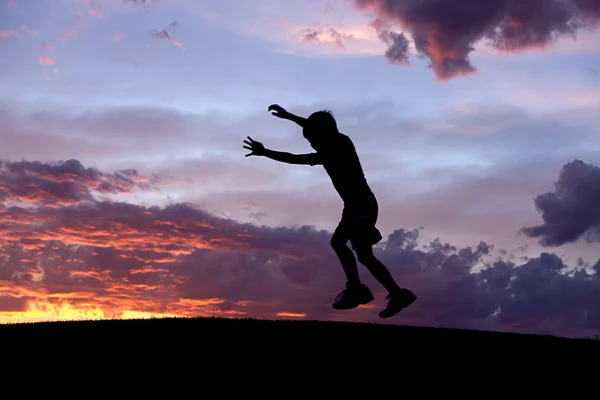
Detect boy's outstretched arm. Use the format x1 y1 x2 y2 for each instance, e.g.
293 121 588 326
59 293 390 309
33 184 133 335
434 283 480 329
243 136 320 165
263 149 320 165
268 104 307 128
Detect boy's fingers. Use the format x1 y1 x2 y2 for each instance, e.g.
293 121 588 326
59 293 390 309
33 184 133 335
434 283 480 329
243 145 251 151
243 140 252 146
246 136 254 143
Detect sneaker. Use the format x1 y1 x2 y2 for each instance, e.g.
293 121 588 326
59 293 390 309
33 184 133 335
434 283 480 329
332 282 374 310
379 288 417 318
356 283 374 305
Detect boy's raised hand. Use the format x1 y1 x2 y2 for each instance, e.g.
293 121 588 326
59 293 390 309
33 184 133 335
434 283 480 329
243 136 266 157
268 104 290 119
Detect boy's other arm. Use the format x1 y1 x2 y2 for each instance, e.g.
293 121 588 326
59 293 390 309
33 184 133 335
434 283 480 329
268 104 308 128
284 113 308 128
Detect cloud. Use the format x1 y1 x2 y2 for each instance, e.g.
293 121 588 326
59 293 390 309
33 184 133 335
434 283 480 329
110 32 126 42
20 26 38 36
0 159 158 206
521 160 600 247
352 0 600 81
369 18 410 64
7 1 16 7
0 102 224 162
1 30 17 40
300 27 356 49
1 98 597 260
37 56 54 65
60 8 89 44
0 158 599 338
153 20 183 47
88 1 103 17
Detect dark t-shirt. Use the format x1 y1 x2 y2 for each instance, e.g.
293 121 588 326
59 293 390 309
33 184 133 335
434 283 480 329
303 133 373 205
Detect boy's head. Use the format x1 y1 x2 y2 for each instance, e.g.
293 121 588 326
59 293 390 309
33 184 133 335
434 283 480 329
303 109 338 149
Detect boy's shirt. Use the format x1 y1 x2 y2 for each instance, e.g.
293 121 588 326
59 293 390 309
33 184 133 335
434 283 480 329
304 133 373 206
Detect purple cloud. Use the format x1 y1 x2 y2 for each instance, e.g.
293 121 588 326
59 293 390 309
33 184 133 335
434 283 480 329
521 159 600 247
352 0 600 80
0 158 598 338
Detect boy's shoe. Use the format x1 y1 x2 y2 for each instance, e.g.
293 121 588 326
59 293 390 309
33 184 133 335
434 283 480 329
379 288 417 318
332 282 374 310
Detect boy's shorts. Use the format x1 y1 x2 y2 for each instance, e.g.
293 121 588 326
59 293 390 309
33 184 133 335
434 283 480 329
332 193 383 250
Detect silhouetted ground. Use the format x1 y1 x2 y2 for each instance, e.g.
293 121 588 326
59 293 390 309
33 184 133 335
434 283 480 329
2 316 598 360
4 317 594 389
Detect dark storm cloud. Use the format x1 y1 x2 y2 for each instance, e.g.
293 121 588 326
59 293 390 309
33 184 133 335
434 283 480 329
521 159 600 247
352 0 600 80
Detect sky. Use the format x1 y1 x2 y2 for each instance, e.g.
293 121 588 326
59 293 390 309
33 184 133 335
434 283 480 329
0 0 599 338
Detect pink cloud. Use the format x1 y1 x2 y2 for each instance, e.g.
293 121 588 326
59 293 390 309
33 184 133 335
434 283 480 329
41 41 53 52
1 30 16 40
37 56 54 65
88 1 103 18
51 68 59 74
19 25 39 36
111 32 126 42
7 1 15 6
274 17 290 27
61 10 88 44
300 28 355 49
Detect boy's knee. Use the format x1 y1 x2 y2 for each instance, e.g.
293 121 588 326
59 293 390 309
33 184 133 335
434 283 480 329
330 233 347 249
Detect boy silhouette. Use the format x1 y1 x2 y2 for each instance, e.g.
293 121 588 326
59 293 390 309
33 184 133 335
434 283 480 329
242 104 416 318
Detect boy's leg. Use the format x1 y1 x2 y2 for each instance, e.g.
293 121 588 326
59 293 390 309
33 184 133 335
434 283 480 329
354 244 416 318
330 222 360 287
330 215 374 310
350 195 416 318
354 245 401 294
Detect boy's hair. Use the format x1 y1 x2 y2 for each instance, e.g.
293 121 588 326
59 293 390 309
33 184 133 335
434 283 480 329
307 109 338 133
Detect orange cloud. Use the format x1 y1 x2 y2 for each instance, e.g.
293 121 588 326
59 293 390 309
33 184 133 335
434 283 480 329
276 312 307 318
37 56 54 65
0 159 334 324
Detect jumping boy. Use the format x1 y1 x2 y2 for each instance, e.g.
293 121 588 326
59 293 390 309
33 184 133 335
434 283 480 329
242 104 416 318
